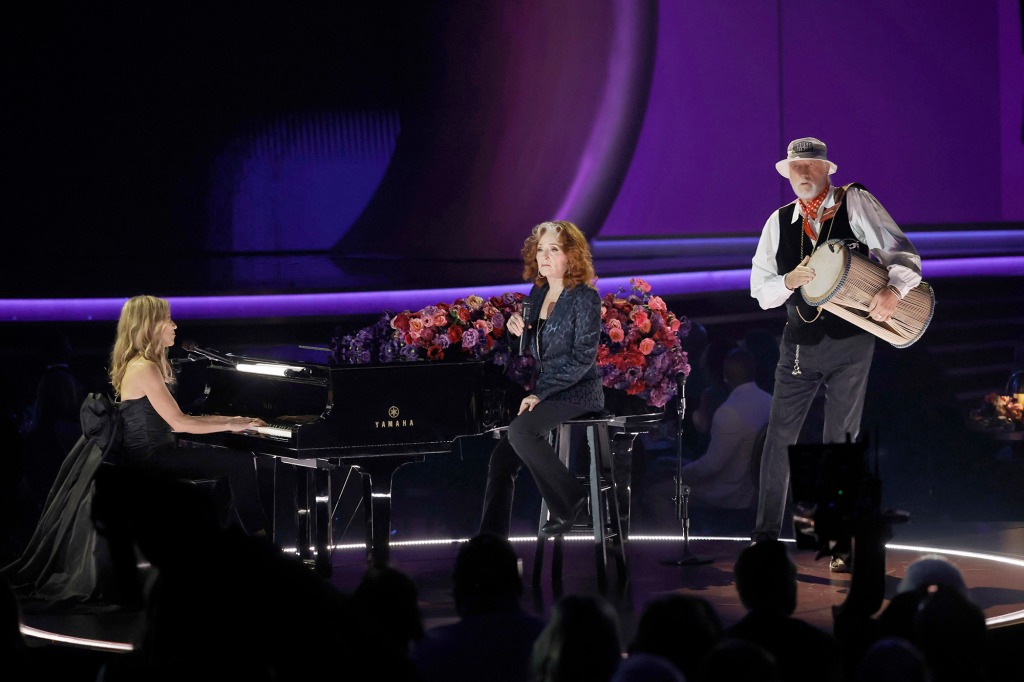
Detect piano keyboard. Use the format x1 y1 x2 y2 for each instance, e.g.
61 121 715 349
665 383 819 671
253 425 295 439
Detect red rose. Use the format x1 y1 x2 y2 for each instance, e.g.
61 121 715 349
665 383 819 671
448 326 463 342
626 380 646 395
426 345 444 361
392 312 410 332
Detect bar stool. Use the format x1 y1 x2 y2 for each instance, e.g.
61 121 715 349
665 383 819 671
532 411 628 593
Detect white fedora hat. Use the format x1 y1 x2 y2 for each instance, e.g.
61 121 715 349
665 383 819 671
775 137 838 177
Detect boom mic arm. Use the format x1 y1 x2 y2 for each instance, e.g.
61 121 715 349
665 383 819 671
180 341 237 367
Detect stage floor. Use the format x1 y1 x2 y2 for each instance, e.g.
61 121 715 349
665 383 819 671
18 520 1024 655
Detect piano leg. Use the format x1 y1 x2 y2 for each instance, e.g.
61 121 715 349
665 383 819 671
311 466 333 577
351 457 420 568
278 457 335 577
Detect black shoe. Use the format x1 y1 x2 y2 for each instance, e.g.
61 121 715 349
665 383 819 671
542 497 588 536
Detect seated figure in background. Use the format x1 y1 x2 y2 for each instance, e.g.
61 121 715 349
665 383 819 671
682 348 771 510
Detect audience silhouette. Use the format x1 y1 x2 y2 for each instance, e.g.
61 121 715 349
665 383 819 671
1 578 29 680
855 636 929 682
91 466 360 682
413 533 545 682
351 564 424 678
532 594 622 682
611 652 684 682
701 637 781 682
628 593 722 681
727 540 842 682
4 469 1016 682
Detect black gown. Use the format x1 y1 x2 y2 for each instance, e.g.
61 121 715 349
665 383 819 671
1 394 121 605
2 395 267 606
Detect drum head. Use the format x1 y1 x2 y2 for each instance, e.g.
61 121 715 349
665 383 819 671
801 241 849 304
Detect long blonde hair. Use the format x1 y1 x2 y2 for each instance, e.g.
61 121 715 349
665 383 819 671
521 220 597 290
109 295 175 397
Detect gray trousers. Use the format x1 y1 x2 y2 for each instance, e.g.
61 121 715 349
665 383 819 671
752 332 875 543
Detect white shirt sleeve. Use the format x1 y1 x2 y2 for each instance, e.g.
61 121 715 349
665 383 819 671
845 186 923 297
750 208 797 310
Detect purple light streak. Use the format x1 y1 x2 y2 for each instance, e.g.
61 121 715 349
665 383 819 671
1 255 1019 323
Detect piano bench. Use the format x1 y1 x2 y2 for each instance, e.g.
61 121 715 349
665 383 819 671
532 411 629 594
177 475 238 530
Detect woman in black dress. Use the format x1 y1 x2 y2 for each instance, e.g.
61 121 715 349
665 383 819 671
109 295 268 535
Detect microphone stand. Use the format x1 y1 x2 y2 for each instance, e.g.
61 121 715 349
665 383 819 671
183 343 237 367
661 373 712 567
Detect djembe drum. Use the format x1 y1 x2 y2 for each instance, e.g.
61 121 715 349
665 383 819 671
801 239 935 348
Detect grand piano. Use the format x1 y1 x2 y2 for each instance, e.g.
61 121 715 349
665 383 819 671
177 351 514 575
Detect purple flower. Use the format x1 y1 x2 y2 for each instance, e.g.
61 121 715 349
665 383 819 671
461 328 480 349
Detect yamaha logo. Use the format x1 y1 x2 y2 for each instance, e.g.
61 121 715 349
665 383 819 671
376 405 414 429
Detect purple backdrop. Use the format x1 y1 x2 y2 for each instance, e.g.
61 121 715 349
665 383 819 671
601 0 1022 236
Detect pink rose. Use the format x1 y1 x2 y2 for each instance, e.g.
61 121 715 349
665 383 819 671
609 328 625 343
632 278 652 293
409 318 424 333
433 313 448 327
648 296 667 312
639 338 655 355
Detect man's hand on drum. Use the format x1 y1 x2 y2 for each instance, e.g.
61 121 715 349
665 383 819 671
784 256 815 291
867 288 899 323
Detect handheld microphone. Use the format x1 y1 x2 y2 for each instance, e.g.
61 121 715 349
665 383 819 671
519 301 532 356
181 341 236 367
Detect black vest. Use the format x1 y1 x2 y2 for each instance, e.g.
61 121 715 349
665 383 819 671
777 183 871 345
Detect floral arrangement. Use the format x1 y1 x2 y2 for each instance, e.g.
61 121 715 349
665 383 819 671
329 278 690 409
330 292 536 388
969 393 1024 432
597 278 691 408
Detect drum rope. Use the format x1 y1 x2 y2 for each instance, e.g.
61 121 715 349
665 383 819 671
796 192 841 324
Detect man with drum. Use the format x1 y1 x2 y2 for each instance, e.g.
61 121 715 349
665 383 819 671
749 137 921 571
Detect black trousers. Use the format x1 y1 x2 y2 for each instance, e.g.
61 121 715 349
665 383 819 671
479 400 590 538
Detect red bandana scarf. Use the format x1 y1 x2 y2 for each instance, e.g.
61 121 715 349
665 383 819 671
797 184 831 242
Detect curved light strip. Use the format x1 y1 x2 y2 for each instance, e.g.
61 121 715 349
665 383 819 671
2 256 1021 323
555 3 654 222
19 624 134 652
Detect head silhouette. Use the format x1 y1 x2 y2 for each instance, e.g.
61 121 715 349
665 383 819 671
452 533 523 616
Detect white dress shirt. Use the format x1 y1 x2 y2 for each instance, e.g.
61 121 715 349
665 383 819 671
750 184 922 310
683 381 773 509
